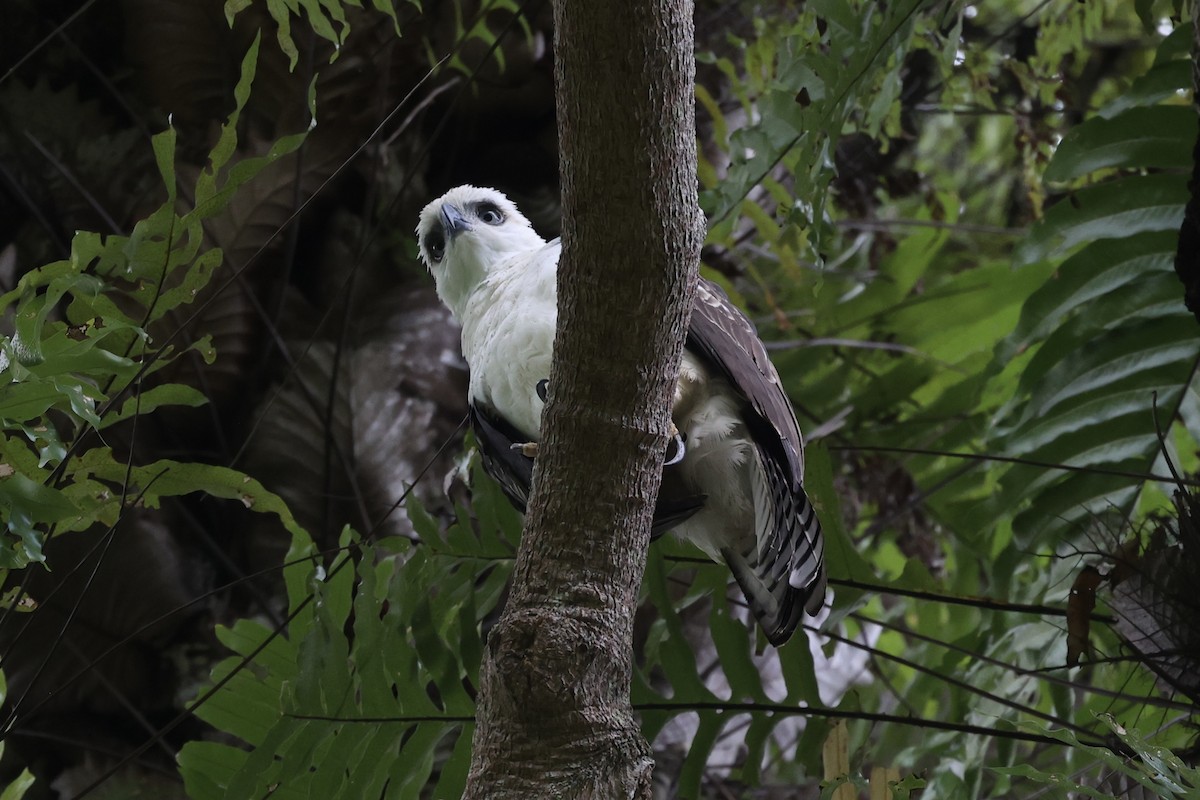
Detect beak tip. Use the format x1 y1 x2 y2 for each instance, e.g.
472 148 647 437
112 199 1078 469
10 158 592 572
441 203 472 238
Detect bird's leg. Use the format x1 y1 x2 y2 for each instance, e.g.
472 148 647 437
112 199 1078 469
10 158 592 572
510 441 539 458
510 379 551 458
665 358 707 467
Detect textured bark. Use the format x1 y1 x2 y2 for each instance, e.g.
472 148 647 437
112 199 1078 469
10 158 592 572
461 0 704 797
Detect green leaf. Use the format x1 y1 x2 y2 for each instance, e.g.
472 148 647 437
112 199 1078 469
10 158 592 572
370 0 403 35
677 712 727 799
804 444 875 585
1001 231 1175 362
189 34 308 221
1004 388 1181 456
708 605 768 702
736 713 776 786
344 725 410 800
198 36 262 208
307 724 371 799
224 717 315 799
0 464 76 565
151 126 178 204
97 384 208 428
431 724 473 799
387 724 452 800
0 768 36 800
1101 59 1192 117
778 636 822 709
71 453 310 539
1015 174 1187 265
1010 315 1197 427
222 0 252 22
179 741 248 800
0 472 75 525
1009 471 1139 546
1045 105 1198 182
152 247 224 314
0 381 72 426
995 717 1200 799
643 555 716 702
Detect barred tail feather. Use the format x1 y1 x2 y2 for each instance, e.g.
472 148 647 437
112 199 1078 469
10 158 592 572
723 547 810 646
790 491 828 617
727 449 827 645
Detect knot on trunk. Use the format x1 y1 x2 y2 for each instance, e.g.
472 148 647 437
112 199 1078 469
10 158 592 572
486 606 631 721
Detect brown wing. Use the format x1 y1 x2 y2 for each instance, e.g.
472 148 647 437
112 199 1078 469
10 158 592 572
686 279 827 641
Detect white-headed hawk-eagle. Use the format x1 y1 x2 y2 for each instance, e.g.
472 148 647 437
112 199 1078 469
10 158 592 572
418 185 827 645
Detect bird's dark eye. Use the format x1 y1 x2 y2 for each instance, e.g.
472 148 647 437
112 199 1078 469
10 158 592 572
426 230 446 262
477 202 505 226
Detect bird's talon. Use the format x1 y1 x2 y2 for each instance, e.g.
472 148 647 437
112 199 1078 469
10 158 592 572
536 379 549 402
664 426 687 466
510 442 540 458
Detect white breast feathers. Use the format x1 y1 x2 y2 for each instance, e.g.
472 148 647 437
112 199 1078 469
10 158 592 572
459 241 561 439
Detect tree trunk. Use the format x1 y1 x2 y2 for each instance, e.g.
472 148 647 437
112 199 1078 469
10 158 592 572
461 0 704 797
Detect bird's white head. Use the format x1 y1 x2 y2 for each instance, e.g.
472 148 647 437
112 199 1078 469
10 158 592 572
417 185 547 320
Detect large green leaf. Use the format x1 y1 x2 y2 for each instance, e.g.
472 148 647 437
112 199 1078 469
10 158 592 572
1000 231 1176 362
986 17 1199 556
1045 105 1197 183
1014 173 1187 266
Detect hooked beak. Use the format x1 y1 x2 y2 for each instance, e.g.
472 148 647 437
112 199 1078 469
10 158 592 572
441 203 472 239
